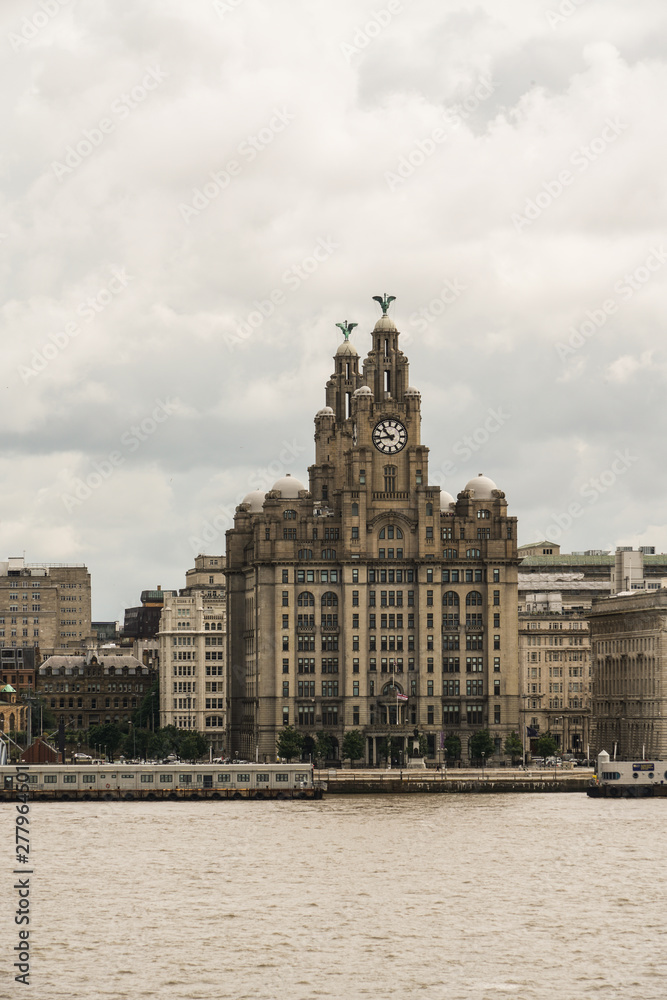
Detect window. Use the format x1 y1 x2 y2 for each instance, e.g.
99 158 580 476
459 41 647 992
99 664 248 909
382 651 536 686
282 636 289 651
353 658 359 673
477 509 490 519
298 592 315 607
282 570 289 583
427 705 434 725
352 568 359 583
298 549 313 560
467 704 484 726
466 549 481 558
443 704 460 725
160 774 174 783
477 527 490 540
493 613 500 628
427 657 434 673
494 635 500 650
466 591 483 606
494 706 501 725
283 528 297 540
426 526 434 540
493 657 500 672
427 680 434 696
282 681 289 697
383 466 397 492
353 706 360 725
426 569 433 583
282 591 289 606
493 679 500 696
321 549 336 560
351 526 359 539
353 681 359 696
493 569 500 583
282 614 289 628
284 509 297 519
426 590 434 606
283 707 289 726
493 590 500 606
359 469 366 484
351 502 359 516
379 525 403 539
466 679 483 696
140 774 154 783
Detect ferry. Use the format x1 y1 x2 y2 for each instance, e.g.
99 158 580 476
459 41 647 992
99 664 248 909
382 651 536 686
587 750 667 798
1 763 322 801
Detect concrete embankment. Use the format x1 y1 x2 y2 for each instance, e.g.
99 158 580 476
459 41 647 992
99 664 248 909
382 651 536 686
317 769 592 794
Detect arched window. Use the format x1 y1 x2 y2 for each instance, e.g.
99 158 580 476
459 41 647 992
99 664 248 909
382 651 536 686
217 622 222 631
466 591 483 606
298 549 313 560
204 622 209 630
321 549 336 560
321 592 338 607
297 592 315 607
477 509 490 519
379 525 403 540
351 502 359 516
443 592 460 606
382 682 403 695
466 549 481 558
383 465 397 492
284 509 297 519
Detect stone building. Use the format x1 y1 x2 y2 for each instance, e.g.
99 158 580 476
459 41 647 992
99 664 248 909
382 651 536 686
519 610 591 756
38 652 151 730
0 556 91 655
157 555 226 753
225 297 521 764
590 590 667 759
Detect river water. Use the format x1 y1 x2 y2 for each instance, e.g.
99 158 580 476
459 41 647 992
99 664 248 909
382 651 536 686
6 793 667 999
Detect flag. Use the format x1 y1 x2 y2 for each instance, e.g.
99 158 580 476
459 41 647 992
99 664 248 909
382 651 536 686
527 726 538 738
396 693 408 701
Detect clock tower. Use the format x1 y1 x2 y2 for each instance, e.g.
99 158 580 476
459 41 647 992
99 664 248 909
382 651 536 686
226 296 520 765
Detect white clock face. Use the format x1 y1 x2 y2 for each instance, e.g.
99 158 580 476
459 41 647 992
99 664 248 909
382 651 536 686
373 418 407 454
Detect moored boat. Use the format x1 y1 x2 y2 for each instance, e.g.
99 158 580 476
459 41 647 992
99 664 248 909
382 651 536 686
587 750 667 798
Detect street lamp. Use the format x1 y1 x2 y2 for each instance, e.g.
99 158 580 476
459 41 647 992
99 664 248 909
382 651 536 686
481 751 486 780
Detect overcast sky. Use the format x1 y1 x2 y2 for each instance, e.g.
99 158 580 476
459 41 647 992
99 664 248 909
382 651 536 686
2 0 666 620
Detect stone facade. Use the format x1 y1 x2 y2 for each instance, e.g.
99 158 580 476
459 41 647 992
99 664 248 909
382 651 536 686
225 300 521 764
38 652 151 730
519 610 591 755
157 555 226 752
0 557 91 655
590 590 667 759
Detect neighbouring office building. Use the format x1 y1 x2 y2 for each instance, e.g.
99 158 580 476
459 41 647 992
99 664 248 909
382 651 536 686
157 555 226 753
225 297 521 764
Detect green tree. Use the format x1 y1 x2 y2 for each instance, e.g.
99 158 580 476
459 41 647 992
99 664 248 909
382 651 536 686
503 731 524 764
535 732 558 761
469 729 495 764
341 730 365 766
87 722 124 758
418 735 429 758
133 679 159 729
276 725 304 762
443 735 461 760
314 731 333 762
179 732 209 762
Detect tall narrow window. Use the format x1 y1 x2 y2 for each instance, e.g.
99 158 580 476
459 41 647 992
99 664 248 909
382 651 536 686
384 465 397 493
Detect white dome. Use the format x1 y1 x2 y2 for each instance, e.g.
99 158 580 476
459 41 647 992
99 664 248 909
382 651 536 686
374 315 397 332
353 385 373 396
336 340 358 356
439 490 455 510
242 489 266 513
405 385 421 396
316 406 335 416
464 473 498 499
271 473 306 498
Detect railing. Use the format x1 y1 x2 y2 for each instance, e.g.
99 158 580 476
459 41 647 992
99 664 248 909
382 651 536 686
465 625 484 632
372 492 410 501
321 624 340 633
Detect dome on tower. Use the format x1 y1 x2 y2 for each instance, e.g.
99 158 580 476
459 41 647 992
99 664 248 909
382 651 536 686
336 340 358 356
464 473 499 499
405 385 420 397
353 385 373 396
439 490 455 510
271 473 305 498
373 315 397 332
316 406 335 416
241 489 266 513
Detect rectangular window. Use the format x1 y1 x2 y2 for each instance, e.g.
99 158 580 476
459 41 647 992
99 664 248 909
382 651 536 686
493 590 500 606
282 614 289 628
282 570 289 583
426 590 433 606
140 774 154 783
493 613 500 628
352 590 359 606
427 657 434 672
159 774 173 783
352 568 359 583
467 704 484 726
282 591 289 606
282 636 289 651
283 658 289 674
351 526 359 539
353 681 359 696
494 705 501 725
427 705 434 725
282 681 289 697
353 658 359 673
494 657 500 672
493 569 500 583
353 706 360 726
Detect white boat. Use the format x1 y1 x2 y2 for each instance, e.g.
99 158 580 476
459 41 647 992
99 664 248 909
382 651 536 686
587 750 667 798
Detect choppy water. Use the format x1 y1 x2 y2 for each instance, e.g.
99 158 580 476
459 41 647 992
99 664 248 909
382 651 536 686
5 794 667 999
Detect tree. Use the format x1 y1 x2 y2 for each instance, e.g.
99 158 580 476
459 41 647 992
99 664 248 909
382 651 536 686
535 732 558 761
314 731 333 762
418 735 429 758
179 732 209 762
276 725 304 762
503 731 524 764
341 730 365 766
133 679 159 729
469 729 495 764
87 722 124 758
443 735 461 760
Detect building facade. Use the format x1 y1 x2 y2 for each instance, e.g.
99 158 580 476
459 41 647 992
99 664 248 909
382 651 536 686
590 590 667 760
157 555 226 752
0 557 91 655
226 298 521 764
519 609 591 756
38 652 151 730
